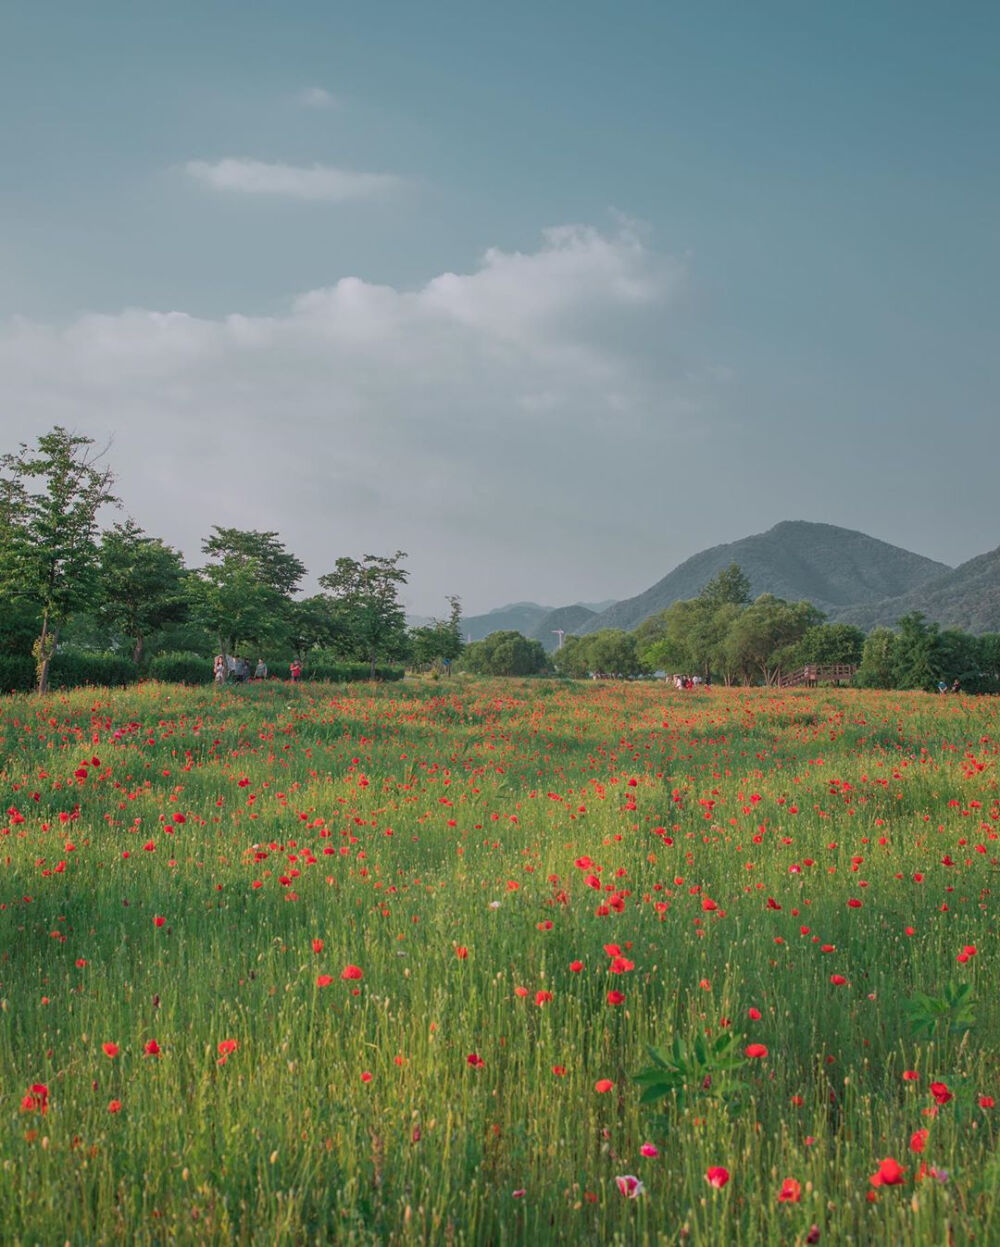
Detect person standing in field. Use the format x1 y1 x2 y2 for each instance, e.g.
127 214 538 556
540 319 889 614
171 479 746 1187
255 658 268 680
214 655 226 684
290 659 302 683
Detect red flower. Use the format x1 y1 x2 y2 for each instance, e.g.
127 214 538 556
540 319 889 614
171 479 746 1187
467 1052 484 1068
107 1099 123 1113
144 1039 161 1057
455 946 468 959
311 938 324 954
594 1078 614 1093
909 1129 928 1153
705 1166 730 1188
316 974 334 987
929 1081 953 1105
569 960 584 973
102 1042 119 1059
20 1083 49 1114
829 974 847 986
748 1007 762 1020
870 1157 906 1187
745 1043 768 1059
341 965 363 980
606 990 625 1006
777 1177 801 1203
153 916 166 928
217 1039 238 1057
534 990 553 1006
902 1070 920 1082
979 1095 995 1109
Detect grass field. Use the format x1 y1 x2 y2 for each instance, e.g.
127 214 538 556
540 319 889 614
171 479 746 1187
0 677 997 1245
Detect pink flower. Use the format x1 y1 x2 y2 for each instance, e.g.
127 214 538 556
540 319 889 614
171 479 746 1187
615 1175 644 1198
705 1166 730 1189
639 1143 660 1158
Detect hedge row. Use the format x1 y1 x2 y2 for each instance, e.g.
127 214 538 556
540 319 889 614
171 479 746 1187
0 651 406 692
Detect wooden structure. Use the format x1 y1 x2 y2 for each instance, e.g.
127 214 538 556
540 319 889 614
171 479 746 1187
778 663 857 688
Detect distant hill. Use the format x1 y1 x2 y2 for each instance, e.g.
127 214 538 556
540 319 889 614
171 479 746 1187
530 604 597 651
463 602 554 642
576 522 951 635
831 546 1000 634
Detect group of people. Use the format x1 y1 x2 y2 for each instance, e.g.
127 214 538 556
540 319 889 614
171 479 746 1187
213 655 303 684
671 674 705 689
213 654 269 684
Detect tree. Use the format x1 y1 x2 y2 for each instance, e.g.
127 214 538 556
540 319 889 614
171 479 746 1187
0 427 118 692
856 627 900 689
409 596 464 673
201 528 306 598
94 520 188 666
892 612 942 691
555 629 647 679
698 563 752 610
792 622 865 668
188 528 305 659
318 551 410 679
461 631 549 676
723 596 824 685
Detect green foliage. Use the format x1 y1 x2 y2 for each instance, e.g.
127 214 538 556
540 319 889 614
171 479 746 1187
95 520 188 666
47 648 137 689
903 982 977 1040
0 426 118 691
0 653 34 691
318 551 410 678
634 1030 748 1123
792 622 866 667
409 596 464 671
460 630 549 676
857 626 899 688
147 652 215 684
698 562 752 609
553 629 647 678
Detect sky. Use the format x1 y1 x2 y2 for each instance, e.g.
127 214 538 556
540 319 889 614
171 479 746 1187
1 0 997 617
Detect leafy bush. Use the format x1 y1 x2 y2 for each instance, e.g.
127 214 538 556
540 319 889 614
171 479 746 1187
148 652 215 685
48 649 137 689
0 654 35 692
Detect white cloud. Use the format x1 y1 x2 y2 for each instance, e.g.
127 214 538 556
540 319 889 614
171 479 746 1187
0 226 705 612
297 86 338 108
185 158 401 202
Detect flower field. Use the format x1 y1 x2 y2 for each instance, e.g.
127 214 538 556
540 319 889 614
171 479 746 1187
0 678 997 1245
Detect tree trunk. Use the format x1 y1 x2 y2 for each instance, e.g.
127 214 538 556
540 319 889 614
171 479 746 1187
34 613 58 694
133 634 144 668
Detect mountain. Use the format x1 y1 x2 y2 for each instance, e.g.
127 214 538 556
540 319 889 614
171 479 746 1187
463 602 554 642
575 522 952 635
530 604 597 651
831 546 1000 634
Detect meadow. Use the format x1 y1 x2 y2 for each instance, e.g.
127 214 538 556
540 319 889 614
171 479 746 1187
0 677 997 1246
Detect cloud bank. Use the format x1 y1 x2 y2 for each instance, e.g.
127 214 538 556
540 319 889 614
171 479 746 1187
185 158 401 201
0 225 700 612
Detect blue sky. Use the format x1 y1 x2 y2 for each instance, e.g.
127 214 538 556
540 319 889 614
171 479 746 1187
2 1 997 615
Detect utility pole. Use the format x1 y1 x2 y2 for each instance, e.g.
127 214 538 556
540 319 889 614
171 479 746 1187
552 629 565 650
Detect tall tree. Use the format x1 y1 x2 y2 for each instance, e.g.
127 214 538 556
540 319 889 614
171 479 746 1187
95 520 188 666
0 427 118 692
409 596 464 673
189 528 305 659
318 551 410 679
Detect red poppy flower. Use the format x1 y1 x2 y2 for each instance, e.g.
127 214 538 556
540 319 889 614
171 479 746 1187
144 1039 161 1057
705 1166 730 1188
777 1178 801 1203
909 1129 928 1153
606 990 626 1006
107 1099 123 1113
316 974 334 987
467 1052 484 1068
341 965 363 980
20 1084 49 1114
594 1078 614 1093
930 1081 953 1105
870 1157 906 1187
311 938 324 954
745 1043 768 1059
102 1042 119 1059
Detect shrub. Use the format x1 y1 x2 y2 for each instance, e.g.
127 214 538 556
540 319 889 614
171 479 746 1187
0 655 35 693
148 652 215 685
48 649 137 689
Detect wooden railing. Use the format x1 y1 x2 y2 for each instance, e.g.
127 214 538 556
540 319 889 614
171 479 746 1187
779 664 857 688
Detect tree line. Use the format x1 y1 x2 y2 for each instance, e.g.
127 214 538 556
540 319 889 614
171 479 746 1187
3 428 998 695
0 427 463 692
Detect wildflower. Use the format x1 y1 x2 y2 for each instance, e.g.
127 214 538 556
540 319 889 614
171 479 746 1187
20 1084 49 1114
777 1177 801 1203
102 1042 120 1059
639 1143 659 1157
705 1166 730 1188
929 1081 953 1105
869 1157 906 1187
311 938 324 954
467 1053 484 1068
153 916 166 927
534 990 553 1006
615 1174 644 1198
606 990 625 1006
748 1007 762 1020
360 1071 373 1083
910 1129 928 1153
569 960 585 972
979 1095 995 1109
144 1039 161 1057
341 965 363 980
316 974 334 987
745 1043 768 1059
107 1099 123 1113
594 1079 614 1093
552 1065 567 1077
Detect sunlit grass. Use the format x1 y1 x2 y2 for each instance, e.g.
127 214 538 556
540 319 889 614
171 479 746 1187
0 678 997 1244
